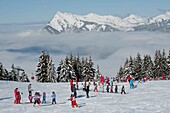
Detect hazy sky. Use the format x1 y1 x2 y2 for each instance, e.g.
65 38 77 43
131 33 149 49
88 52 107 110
0 0 170 24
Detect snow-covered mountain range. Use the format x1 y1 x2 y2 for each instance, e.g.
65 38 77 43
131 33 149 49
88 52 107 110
45 11 170 34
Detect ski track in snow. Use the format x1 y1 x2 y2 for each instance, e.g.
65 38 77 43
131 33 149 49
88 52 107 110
0 80 170 113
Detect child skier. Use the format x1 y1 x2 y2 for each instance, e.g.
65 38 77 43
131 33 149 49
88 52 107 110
51 91 56 104
121 85 126 94
115 85 118 93
42 92 46 104
33 92 41 106
106 84 109 93
110 85 113 93
94 84 98 92
69 94 78 108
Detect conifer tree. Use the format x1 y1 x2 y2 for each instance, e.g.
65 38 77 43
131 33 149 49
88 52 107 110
35 51 56 82
95 65 101 81
134 53 143 79
47 59 57 82
88 56 95 80
117 66 124 79
19 71 30 82
0 63 8 80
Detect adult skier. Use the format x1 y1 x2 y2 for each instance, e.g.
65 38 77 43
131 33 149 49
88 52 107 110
28 84 33 103
86 84 90 98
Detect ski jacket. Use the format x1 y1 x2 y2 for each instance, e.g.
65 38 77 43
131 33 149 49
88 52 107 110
51 93 56 99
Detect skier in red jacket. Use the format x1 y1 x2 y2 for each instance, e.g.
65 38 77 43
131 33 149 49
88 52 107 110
69 94 78 108
162 73 165 80
70 79 73 92
14 88 21 104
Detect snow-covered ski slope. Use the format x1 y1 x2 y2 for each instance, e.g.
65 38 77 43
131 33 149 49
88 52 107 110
0 80 170 113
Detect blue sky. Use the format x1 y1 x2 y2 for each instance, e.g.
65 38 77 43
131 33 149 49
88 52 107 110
0 0 170 24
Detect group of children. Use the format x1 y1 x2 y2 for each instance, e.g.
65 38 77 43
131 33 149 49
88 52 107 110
14 84 57 107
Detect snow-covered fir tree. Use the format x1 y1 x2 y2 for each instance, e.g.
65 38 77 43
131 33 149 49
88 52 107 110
95 65 101 81
47 58 57 82
88 56 95 80
7 64 29 82
57 55 98 82
153 50 168 78
35 51 56 82
19 71 30 82
118 49 170 80
117 66 124 79
134 53 143 80
0 62 8 80
57 56 76 82
142 55 154 79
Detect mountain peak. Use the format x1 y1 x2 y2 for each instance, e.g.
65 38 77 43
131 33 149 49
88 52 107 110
45 11 170 34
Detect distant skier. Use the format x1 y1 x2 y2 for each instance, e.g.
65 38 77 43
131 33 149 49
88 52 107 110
127 75 131 83
106 84 109 93
68 94 78 108
14 88 21 104
72 84 77 98
33 92 41 106
162 73 165 80
42 92 46 104
70 79 73 92
94 84 98 92
86 85 90 98
28 84 33 103
115 85 118 93
130 79 134 89
51 91 56 104
75 76 79 90
121 85 126 94
110 85 113 93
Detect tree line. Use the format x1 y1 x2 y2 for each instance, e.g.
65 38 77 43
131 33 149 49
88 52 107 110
117 49 170 80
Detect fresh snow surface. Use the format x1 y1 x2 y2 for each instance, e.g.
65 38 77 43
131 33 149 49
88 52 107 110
0 80 170 113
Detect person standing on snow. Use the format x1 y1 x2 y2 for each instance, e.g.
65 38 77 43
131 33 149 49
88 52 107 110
115 85 118 93
51 91 56 104
33 92 41 106
72 84 77 98
86 84 90 98
121 85 126 94
28 84 33 103
110 85 113 93
42 92 46 104
68 94 78 108
75 76 79 90
106 84 109 93
14 88 21 104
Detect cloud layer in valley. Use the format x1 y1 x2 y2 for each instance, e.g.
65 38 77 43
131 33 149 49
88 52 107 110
0 24 170 77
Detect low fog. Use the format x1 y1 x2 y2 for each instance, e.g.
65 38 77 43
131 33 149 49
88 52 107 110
0 24 170 77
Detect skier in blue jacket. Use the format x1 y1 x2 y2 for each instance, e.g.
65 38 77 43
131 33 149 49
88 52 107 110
51 91 56 104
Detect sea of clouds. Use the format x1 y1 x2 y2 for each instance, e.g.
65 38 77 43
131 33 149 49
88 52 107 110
0 24 170 77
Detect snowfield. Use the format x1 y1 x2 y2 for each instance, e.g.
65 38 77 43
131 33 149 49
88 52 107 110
0 80 170 113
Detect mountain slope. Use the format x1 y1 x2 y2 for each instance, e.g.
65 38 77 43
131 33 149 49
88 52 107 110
45 11 170 34
1 80 170 113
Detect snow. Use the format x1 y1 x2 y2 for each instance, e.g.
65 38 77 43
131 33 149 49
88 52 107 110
48 11 170 32
0 80 170 113
153 11 170 22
